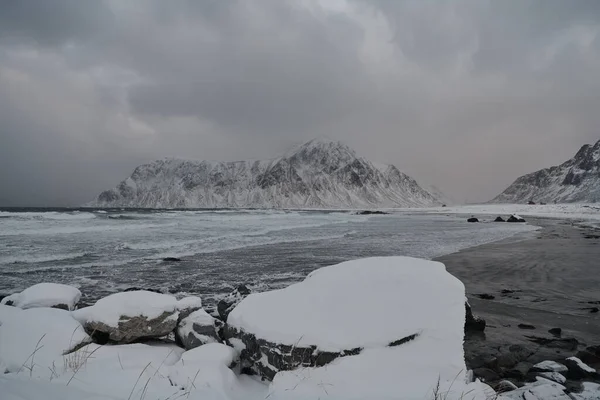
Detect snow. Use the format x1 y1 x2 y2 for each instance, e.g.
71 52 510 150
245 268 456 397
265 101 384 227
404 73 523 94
533 360 569 373
229 256 465 351
177 309 220 344
72 290 178 327
0 308 90 379
498 379 570 400
0 283 81 311
566 357 596 373
177 296 203 311
538 372 566 384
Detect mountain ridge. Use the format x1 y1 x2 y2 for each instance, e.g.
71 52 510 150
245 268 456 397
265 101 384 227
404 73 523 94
91 138 440 209
492 139 600 203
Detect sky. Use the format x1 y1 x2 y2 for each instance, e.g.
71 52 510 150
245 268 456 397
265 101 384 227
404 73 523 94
1 0 599 206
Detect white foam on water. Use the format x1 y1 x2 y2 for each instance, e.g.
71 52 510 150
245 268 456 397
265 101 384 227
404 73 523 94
0 252 88 265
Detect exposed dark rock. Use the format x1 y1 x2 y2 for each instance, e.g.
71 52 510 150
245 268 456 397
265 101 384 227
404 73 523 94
518 324 536 330
549 328 562 337
565 357 597 380
507 215 527 223
355 210 389 215
504 361 532 380
83 311 178 344
162 257 182 262
494 216 506 222
501 289 520 294
524 336 579 351
581 307 599 313
225 325 369 381
467 217 479 223
475 293 495 300
123 287 163 294
496 345 533 369
576 346 600 366
528 201 536 205
442 204 447 207
465 301 486 332
217 285 252 321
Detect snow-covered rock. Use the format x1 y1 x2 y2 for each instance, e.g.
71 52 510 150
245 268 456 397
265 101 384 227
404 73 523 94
0 308 90 379
570 382 600 400
91 138 440 209
531 360 569 373
538 371 567 384
176 296 203 321
168 343 238 390
73 291 179 343
507 214 526 223
0 283 81 311
227 256 477 398
176 309 223 350
493 139 600 204
499 378 571 400
218 285 252 321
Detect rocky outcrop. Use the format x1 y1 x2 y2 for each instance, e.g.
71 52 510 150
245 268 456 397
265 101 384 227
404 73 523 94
507 214 526 223
494 216 506 222
468 217 479 223
465 301 486 332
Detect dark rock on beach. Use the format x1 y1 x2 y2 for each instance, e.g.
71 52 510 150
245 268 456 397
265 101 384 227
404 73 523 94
217 285 252 321
465 301 486 332
518 323 536 330
467 217 479 223
355 210 389 215
476 293 495 300
495 216 506 222
507 215 526 223
162 257 182 262
549 328 562 336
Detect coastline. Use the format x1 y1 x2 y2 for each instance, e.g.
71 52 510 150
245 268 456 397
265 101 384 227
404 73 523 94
436 217 600 387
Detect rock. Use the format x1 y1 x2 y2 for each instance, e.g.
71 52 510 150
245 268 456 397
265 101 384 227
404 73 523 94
507 214 527 223
505 361 532 380
465 301 486 332
525 336 579 351
176 296 203 322
467 217 479 223
217 285 252 321
549 328 562 336
473 368 500 383
581 307 599 313
569 382 600 400
576 346 600 366
162 257 182 262
495 380 518 393
565 357 597 380
499 379 571 400
531 360 569 373
528 201 536 205
123 287 163 294
537 372 566 384
476 293 495 300
501 289 520 294
73 290 179 344
442 204 447 207
0 283 81 311
176 309 223 350
355 210 389 215
495 216 506 222
519 323 537 330
496 345 533 369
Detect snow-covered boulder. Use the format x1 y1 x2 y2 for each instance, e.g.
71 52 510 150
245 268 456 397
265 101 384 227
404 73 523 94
176 309 223 350
570 382 600 400
217 284 251 321
0 283 81 311
565 357 597 380
0 308 90 379
531 360 569 373
499 377 571 400
73 291 179 343
227 256 483 399
176 296 203 322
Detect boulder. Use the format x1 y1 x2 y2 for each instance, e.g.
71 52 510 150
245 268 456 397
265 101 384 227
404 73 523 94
176 296 203 322
467 217 479 223
495 380 518 393
499 378 571 400
0 283 81 311
518 323 536 330
549 328 562 336
465 300 486 332
176 309 223 350
217 285 251 321
528 201 536 205
495 216 506 222
162 257 182 262
476 293 495 300
507 214 526 223
530 360 568 373
226 257 468 387
565 357 597 380
473 368 500 383
73 290 179 344
355 210 389 215
576 345 600 366
537 372 566 384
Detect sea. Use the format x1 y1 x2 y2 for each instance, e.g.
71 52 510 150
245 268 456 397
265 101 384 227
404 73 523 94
0 208 537 307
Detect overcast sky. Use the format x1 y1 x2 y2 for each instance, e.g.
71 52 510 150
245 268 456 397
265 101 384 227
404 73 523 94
1 0 599 206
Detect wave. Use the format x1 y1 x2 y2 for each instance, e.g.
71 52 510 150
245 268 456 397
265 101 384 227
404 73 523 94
0 211 97 221
0 252 90 265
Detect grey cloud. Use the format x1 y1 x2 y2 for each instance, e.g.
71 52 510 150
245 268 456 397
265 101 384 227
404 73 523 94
0 0 599 205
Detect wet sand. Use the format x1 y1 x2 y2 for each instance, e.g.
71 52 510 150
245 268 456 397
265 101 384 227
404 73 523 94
436 217 600 380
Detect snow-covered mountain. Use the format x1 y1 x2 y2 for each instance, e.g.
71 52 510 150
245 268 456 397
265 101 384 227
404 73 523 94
92 138 440 209
492 139 600 204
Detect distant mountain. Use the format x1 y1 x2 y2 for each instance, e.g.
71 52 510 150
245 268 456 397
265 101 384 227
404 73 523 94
91 138 440 209
492 139 600 204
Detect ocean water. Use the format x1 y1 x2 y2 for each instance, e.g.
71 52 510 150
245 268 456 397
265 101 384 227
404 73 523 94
0 208 537 307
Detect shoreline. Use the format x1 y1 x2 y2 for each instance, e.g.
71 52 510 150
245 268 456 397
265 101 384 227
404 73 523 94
436 217 600 388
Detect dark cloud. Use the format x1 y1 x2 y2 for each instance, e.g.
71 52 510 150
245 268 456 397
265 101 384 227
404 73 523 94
0 0 599 205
